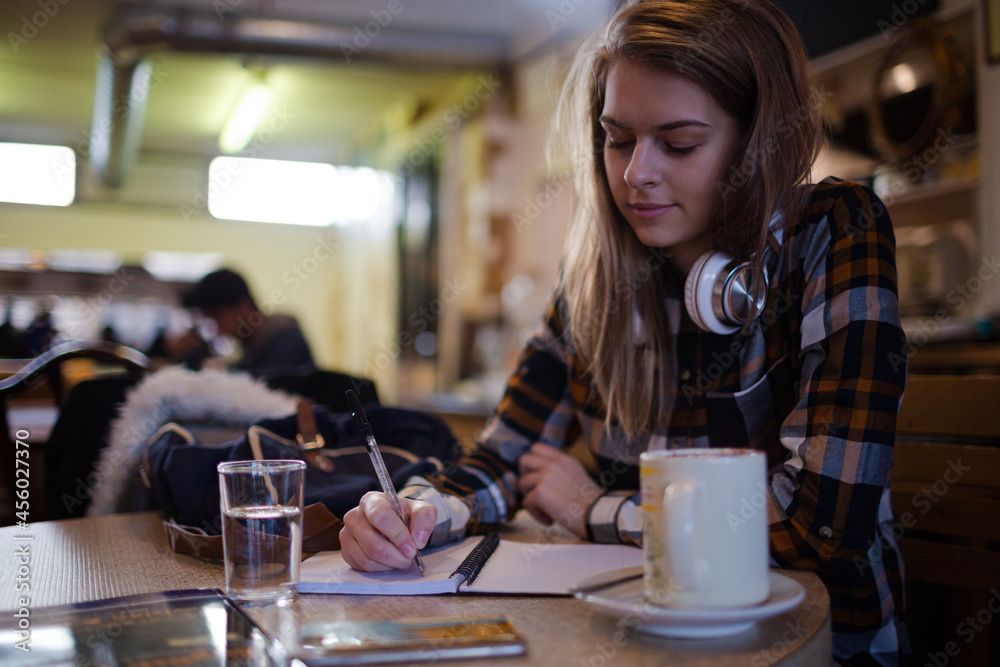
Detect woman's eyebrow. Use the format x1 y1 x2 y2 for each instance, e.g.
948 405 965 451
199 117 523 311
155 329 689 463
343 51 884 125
599 116 711 131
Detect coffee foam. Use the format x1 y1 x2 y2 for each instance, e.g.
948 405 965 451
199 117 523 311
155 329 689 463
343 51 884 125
643 447 760 459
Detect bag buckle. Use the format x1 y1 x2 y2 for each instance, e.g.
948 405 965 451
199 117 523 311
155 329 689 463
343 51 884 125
295 399 333 471
296 433 326 450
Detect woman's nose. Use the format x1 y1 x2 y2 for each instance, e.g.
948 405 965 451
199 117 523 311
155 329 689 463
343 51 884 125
623 142 661 189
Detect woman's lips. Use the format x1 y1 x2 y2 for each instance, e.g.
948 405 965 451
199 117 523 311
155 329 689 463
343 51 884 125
628 203 676 219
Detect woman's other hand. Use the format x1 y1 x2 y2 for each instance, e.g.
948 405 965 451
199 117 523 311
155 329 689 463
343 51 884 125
518 443 603 538
340 492 437 572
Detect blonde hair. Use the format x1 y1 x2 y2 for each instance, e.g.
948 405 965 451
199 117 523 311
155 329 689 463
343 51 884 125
553 0 823 440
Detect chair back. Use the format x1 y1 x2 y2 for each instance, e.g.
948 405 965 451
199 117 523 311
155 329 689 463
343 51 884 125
0 341 150 524
44 373 146 519
0 340 149 403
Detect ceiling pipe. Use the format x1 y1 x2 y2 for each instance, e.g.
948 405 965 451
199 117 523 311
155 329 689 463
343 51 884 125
90 9 508 187
90 55 152 188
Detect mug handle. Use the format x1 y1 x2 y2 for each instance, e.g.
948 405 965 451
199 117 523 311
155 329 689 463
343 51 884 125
663 478 707 591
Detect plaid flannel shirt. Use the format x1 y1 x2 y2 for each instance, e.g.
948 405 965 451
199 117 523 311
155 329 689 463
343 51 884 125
401 178 907 666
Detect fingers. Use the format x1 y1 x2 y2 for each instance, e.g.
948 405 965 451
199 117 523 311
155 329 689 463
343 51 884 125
516 444 600 538
529 442 563 458
342 503 413 571
518 443 561 475
407 500 437 549
521 489 553 526
518 453 543 477
519 443 572 473
517 471 542 496
339 525 395 572
342 492 435 572
526 506 554 526
518 444 572 518
360 491 418 558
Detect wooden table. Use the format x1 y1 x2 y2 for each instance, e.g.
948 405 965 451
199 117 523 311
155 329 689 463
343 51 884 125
0 512 831 666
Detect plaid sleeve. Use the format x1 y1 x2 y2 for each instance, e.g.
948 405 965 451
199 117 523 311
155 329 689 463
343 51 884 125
402 296 584 545
768 180 906 569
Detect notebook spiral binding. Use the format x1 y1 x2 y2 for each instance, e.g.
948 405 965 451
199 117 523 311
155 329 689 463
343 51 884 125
450 531 500 584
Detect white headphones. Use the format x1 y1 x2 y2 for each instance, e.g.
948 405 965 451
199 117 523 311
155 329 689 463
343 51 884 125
683 251 769 335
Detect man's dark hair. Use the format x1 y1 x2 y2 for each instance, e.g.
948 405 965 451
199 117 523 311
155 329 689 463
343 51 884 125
183 268 254 310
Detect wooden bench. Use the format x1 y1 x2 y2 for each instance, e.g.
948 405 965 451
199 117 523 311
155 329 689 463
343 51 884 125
893 375 1000 665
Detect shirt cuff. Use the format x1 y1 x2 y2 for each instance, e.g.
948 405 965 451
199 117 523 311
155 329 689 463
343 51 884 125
586 493 629 544
585 491 644 546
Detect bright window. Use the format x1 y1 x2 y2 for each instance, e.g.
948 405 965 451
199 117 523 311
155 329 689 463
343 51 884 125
0 143 75 207
143 251 225 282
207 157 393 227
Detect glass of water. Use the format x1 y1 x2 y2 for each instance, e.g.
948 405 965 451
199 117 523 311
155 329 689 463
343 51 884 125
218 460 306 606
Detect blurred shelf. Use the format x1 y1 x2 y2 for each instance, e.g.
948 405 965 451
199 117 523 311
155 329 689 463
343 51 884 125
907 340 1000 374
884 177 979 227
0 266 186 300
809 1 976 76
901 315 980 342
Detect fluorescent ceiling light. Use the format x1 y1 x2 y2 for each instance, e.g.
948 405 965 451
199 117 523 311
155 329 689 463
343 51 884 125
219 82 273 154
208 157 393 227
330 167 383 223
0 143 75 207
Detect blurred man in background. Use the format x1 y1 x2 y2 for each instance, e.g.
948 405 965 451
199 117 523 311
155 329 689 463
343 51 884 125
183 268 313 375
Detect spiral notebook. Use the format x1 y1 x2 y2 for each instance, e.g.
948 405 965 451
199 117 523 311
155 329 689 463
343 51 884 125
299 531 644 596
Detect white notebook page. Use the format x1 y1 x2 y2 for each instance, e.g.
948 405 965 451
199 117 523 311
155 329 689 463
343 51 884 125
299 536 481 595
298 536 643 596
466 540 644 594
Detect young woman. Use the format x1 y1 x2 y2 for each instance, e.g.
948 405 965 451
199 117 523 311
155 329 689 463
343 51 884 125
341 2 907 664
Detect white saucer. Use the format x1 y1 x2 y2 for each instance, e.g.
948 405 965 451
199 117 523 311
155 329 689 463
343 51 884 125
575 568 805 639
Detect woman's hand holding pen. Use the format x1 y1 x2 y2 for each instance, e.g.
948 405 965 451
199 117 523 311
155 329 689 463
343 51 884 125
341 492 437 572
342 443 603 569
518 443 603 538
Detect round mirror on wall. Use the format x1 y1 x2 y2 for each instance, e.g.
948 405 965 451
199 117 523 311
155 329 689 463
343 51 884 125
869 18 969 170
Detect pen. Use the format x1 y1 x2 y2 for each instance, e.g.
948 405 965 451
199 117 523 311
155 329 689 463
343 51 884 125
346 389 426 576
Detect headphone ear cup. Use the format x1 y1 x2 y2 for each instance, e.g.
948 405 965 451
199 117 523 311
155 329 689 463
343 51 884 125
683 251 740 335
684 252 713 332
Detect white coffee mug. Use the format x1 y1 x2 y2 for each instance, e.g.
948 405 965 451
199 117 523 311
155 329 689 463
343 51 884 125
640 448 769 608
